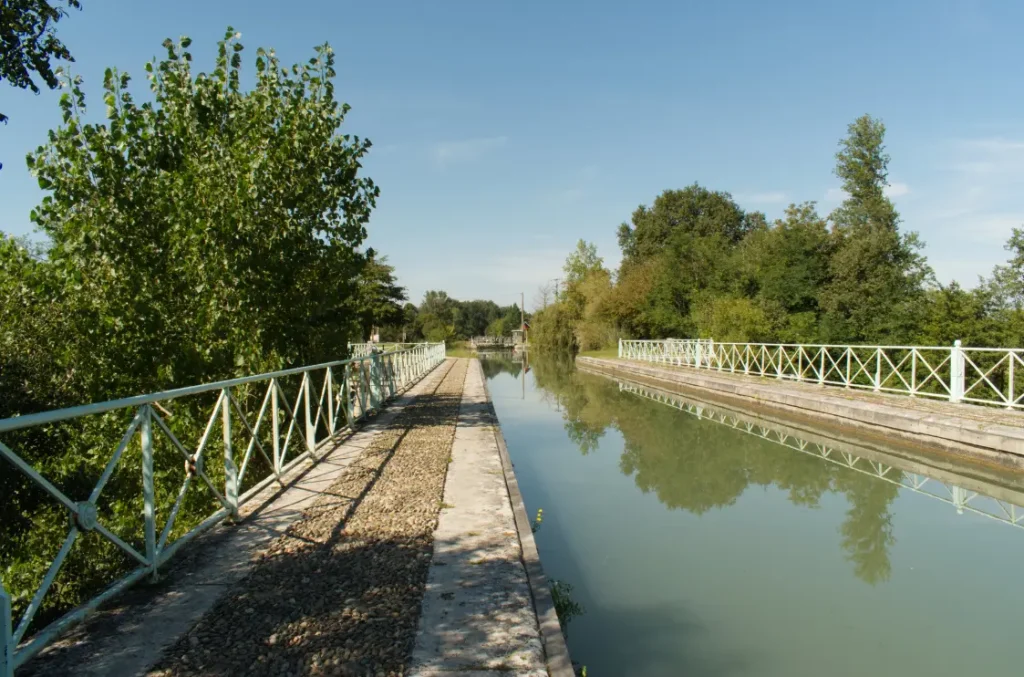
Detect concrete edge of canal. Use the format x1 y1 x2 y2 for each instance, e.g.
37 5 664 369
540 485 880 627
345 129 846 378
480 361 575 677
409 358 574 677
578 356 1024 470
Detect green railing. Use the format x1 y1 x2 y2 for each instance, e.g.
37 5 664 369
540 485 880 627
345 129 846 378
0 342 446 675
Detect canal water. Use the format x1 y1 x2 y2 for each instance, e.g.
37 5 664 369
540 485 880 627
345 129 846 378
481 352 1024 677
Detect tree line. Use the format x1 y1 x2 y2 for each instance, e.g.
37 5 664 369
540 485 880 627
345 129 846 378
532 115 1024 353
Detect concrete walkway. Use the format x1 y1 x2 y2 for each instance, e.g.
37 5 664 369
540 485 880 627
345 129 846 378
579 356 1024 468
409 360 570 677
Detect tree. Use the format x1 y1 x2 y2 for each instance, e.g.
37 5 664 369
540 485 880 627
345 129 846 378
353 253 406 341
0 0 80 125
534 282 553 310
3 29 381 631
22 29 378 399
819 115 930 342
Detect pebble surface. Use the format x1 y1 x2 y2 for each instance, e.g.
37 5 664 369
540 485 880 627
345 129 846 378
149 358 467 677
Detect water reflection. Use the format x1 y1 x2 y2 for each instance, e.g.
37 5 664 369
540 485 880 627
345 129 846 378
530 354 1024 587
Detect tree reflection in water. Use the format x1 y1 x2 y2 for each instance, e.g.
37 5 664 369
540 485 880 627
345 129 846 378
529 352 900 585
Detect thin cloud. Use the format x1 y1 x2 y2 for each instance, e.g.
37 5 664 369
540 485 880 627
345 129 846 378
824 187 847 203
823 183 908 201
736 191 788 204
433 135 507 167
884 182 910 197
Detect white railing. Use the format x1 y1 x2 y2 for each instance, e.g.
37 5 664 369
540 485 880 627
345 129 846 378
618 379 1024 530
618 338 1024 410
470 336 516 348
0 342 446 674
348 342 428 358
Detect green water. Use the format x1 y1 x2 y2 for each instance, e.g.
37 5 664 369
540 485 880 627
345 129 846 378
481 352 1024 677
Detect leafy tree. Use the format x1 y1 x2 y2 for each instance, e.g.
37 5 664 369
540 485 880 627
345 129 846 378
353 253 406 341
819 115 930 342
24 28 378 399
0 0 81 126
2 29 379 629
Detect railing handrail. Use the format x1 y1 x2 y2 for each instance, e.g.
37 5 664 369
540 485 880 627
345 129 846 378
1 342 447 674
616 337 1024 410
0 344 441 434
619 338 1024 353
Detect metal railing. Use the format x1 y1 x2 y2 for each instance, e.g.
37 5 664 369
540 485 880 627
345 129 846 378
0 342 446 675
618 379 1024 532
618 338 1024 409
470 336 516 348
347 342 427 358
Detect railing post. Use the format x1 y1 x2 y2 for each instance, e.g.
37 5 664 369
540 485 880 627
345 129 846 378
874 349 882 392
303 372 316 455
370 353 382 409
950 340 965 403
326 367 335 435
2 579 13 677
819 349 825 385
695 340 703 370
618 338 623 359
343 364 354 428
271 379 281 475
911 351 918 397
845 349 852 388
776 347 783 380
141 404 158 579
222 389 239 519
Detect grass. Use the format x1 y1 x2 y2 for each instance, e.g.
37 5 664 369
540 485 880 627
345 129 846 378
446 340 477 358
578 346 619 359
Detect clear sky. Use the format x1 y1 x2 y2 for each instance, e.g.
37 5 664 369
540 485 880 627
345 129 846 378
2 0 1023 310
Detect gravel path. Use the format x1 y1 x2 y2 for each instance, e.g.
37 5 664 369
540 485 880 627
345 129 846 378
149 358 468 677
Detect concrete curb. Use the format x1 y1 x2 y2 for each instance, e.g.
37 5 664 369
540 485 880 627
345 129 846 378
475 360 575 677
578 356 1024 469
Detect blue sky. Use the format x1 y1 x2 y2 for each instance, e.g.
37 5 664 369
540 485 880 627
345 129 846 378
2 0 1023 309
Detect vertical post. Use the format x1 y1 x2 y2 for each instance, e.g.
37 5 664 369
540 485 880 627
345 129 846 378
845 349 852 388
141 405 158 578
911 351 918 397
326 367 335 435
695 341 703 370
222 389 238 519
819 349 825 385
1008 355 1015 410
618 338 623 359
303 372 315 455
271 379 281 475
2 579 14 677
370 353 382 410
776 347 783 380
874 349 882 392
950 340 965 403
521 292 526 347
343 364 354 428
797 348 803 382
710 339 717 370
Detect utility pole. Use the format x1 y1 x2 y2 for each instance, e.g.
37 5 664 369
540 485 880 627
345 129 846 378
520 292 527 346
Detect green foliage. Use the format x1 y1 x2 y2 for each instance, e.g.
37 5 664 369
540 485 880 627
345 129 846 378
1 29 379 633
550 579 585 633
353 253 406 340
0 0 81 126
409 290 521 342
539 114 1024 353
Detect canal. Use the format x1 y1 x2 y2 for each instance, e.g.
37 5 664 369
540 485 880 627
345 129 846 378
481 352 1024 677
